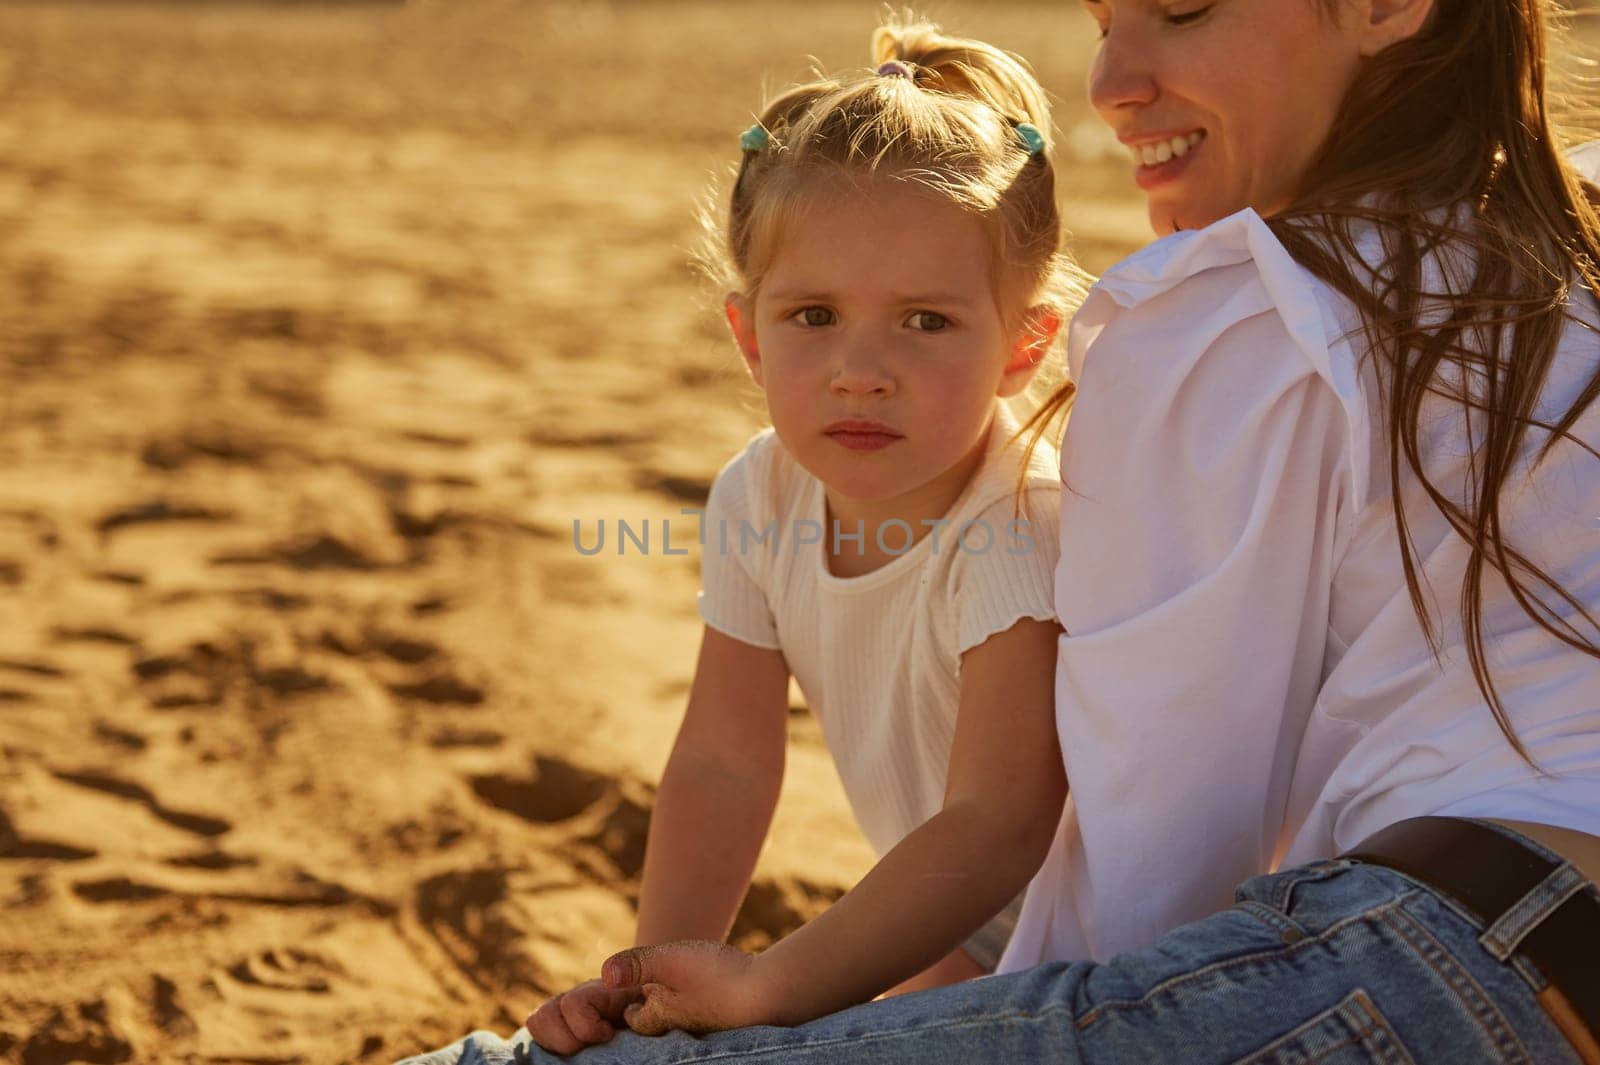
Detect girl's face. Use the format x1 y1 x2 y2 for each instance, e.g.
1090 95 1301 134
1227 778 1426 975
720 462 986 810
726 180 1049 524
1084 0 1431 234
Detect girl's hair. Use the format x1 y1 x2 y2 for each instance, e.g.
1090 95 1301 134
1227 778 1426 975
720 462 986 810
698 16 1089 428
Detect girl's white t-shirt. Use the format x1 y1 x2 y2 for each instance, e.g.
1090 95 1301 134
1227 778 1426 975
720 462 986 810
696 405 1061 860
999 208 1600 971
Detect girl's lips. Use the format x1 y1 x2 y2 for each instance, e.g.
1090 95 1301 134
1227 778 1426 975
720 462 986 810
827 430 901 452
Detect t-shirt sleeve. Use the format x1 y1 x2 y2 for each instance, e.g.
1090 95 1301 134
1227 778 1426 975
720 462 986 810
952 487 1062 656
695 441 783 651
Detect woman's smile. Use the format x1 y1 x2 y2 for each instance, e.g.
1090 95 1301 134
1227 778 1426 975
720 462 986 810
1124 129 1206 191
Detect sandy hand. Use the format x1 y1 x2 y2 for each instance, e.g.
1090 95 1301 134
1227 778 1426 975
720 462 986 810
525 978 644 1055
602 940 775 1036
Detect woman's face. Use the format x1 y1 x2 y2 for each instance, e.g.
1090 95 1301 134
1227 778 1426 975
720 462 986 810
1084 0 1376 235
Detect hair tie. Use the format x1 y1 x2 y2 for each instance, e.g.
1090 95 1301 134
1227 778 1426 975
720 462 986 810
1014 122 1046 158
876 60 915 80
740 124 769 153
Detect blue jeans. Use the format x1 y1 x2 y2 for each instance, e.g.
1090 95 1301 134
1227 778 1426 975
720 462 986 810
395 844 1593 1064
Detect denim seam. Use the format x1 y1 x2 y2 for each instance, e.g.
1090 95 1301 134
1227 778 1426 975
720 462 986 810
1352 989 1423 1065
1380 865 1554 991
1232 989 1416 1065
1383 904 1534 1065
1508 953 1547 992
1234 900 1306 940
1073 897 1413 1029
1265 858 1357 912
645 1005 1080 1064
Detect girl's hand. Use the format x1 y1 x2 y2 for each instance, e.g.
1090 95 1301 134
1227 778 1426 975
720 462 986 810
601 940 778 1035
525 978 643 1055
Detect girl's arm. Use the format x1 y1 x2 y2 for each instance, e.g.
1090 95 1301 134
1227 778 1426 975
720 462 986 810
526 624 789 1054
881 944 986 998
603 615 1065 1033
634 624 791 944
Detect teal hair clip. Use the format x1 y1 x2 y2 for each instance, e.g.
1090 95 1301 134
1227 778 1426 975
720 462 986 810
740 124 770 153
1014 122 1046 158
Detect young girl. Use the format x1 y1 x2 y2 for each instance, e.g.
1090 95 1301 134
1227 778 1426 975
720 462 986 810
475 18 1085 1061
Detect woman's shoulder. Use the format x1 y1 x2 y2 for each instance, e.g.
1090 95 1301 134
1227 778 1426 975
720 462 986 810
1081 208 1354 369
1070 209 1374 510
1080 210 1368 400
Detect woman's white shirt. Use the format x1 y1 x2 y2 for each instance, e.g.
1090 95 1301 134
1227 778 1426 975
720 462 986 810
999 207 1600 970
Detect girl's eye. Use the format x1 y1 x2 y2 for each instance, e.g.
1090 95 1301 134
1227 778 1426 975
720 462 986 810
907 311 950 332
792 306 835 327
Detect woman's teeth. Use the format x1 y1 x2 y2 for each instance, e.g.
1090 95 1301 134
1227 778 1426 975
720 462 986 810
1136 132 1204 167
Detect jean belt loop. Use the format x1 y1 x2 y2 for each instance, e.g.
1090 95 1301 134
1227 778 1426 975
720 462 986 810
1478 862 1591 962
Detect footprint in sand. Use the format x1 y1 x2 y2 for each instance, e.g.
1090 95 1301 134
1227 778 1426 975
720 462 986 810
132 633 336 710
729 878 847 953
0 662 62 705
0 806 97 862
51 768 232 838
318 622 445 668
426 726 504 749
51 625 138 648
91 720 148 752
0 657 68 680
385 806 469 854
211 531 390 572
71 865 386 913
139 421 276 471
468 756 609 824
413 866 543 993
9 998 135 1065
163 849 258 871
386 669 486 706
149 973 198 1038
130 646 227 710
71 877 169 903
94 500 234 537
467 756 654 880
222 947 346 994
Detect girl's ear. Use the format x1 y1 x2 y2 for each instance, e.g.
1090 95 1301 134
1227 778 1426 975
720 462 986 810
724 293 763 387
997 308 1061 398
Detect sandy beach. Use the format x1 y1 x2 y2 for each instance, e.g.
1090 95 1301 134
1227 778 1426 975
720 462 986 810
0 3 1592 1063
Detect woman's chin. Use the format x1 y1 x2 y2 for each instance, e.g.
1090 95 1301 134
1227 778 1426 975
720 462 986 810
1145 200 1226 237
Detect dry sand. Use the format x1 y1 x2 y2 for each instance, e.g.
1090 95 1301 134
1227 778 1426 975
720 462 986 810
0 3 1589 1063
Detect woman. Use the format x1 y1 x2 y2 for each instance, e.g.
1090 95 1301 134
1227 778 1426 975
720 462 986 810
403 0 1600 1061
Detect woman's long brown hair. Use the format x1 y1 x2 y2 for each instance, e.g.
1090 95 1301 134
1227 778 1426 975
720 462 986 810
1274 0 1600 765
1027 0 1600 764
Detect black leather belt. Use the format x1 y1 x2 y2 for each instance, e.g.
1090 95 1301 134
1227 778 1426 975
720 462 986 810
1345 816 1600 1037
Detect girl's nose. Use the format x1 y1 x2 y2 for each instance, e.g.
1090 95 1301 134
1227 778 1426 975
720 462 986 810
1088 28 1159 115
829 344 895 398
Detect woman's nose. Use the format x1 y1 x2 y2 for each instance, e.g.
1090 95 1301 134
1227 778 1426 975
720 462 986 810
1087 29 1159 115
